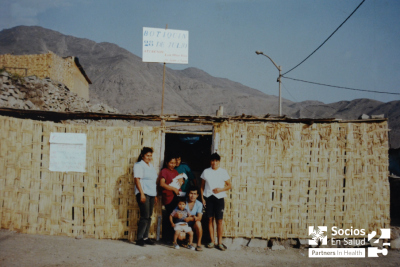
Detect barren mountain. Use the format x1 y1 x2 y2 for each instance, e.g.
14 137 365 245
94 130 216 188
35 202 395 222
0 26 299 116
0 26 399 148
291 99 384 119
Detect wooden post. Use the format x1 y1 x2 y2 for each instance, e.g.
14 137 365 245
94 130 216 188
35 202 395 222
160 24 168 127
156 215 161 241
212 126 219 153
161 62 166 116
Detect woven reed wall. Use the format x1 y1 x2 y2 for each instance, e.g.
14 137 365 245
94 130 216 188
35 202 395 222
0 115 162 240
216 121 390 239
0 116 390 240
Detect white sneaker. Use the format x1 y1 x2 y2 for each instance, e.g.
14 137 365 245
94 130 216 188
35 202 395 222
188 245 195 251
173 243 180 249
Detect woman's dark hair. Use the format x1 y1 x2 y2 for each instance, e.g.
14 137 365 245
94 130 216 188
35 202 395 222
210 153 221 161
163 153 177 168
172 150 182 159
188 186 199 195
137 147 153 162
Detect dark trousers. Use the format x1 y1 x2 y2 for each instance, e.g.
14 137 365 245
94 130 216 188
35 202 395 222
136 194 155 240
163 195 179 241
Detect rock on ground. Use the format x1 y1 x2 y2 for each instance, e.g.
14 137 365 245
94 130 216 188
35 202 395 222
222 237 250 251
247 239 268 248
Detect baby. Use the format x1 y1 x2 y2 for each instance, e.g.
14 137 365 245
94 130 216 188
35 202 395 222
169 173 188 196
169 197 194 250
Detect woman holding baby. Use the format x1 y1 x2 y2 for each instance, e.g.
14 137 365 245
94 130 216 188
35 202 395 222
159 154 185 242
160 155 182 213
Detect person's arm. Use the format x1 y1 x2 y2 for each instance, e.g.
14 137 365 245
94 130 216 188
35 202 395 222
186 165 197 186
133 164 146 203
194 202 204 222
160 177 180 195
176 178 184 187
134 178 146 203
201 179 206 207
169 214 175 228
212 180 232 194
185 205 202 222
183 210 193 222
184 215 194 223
174 212 183 219
194 212 203 222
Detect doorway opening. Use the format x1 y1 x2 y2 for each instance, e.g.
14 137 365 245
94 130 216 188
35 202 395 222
162 132 213 243
164 133 212 185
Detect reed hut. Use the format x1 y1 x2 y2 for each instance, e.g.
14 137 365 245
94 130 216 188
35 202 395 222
0 109 390 241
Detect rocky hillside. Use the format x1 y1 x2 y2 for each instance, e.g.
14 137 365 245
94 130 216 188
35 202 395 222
0 70 117 113
0 26 399 148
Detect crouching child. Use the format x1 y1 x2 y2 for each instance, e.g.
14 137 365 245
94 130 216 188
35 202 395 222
169 197 195 250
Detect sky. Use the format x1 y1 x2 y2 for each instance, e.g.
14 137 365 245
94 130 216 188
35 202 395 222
0 0 399 104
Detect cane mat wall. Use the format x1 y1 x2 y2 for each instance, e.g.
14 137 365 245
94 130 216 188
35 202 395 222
216 121 390 239
0 115 162 240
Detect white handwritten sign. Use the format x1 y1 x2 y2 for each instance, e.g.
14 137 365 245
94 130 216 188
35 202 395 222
142 27 189 64
49 133 86 172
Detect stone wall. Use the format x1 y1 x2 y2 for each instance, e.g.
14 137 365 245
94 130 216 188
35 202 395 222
0 52 89 100
0 71 116 114
0 53 52 78
70 60 89 100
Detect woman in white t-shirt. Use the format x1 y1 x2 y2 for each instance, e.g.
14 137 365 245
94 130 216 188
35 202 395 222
200 153 232 251
133 147 158 246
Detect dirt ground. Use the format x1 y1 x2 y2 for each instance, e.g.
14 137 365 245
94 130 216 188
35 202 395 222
0 229 399 267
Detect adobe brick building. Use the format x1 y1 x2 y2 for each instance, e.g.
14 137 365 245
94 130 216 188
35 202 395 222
0 51 91 100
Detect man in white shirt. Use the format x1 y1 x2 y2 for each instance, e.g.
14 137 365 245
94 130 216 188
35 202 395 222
200 153 232 251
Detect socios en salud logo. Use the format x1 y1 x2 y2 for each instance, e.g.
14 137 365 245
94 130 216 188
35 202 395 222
308 226 391 258
309 226 328 245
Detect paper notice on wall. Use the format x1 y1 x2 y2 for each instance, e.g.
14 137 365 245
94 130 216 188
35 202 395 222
49 133 86 172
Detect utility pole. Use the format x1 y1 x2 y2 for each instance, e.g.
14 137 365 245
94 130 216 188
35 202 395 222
278 65 282 116
255 51 282 116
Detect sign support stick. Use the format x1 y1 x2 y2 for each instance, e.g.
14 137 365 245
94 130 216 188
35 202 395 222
161 24 168 127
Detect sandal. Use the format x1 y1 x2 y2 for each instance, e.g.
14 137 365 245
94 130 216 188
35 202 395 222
217 244 226 251
196 245 203 251
206 242 215 248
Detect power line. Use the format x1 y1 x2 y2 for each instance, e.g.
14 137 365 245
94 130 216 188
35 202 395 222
282 0 366 76
281 81 299 102
281 81 315 114
282 76 400 95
